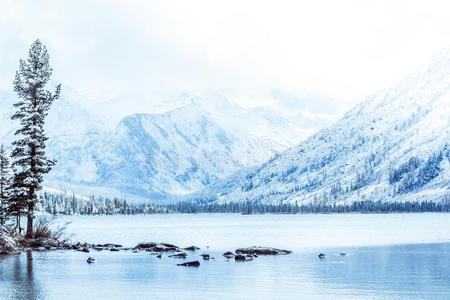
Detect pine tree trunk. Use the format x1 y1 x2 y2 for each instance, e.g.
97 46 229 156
14 215 20 236
26 203 33 239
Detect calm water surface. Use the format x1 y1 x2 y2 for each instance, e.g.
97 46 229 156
0 213 449 299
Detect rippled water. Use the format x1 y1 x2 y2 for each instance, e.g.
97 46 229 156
1 213 449 299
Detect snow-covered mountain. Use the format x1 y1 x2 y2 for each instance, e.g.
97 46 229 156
48 104 272 199
194 51 450 204
1 87 332 200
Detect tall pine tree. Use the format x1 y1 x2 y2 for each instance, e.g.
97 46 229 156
0 145 10 227
10 39 60 238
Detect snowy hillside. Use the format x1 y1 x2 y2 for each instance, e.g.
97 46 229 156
194 52 450 205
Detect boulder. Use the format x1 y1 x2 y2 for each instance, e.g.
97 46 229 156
134 242 158 249
72 242 92 251
135 242 179 252
183 246 200 251
61 243 73 250
235 246 292 256
200 254 210 260
153 244 178 252
169 252 188 259
86 257 95 263
234 254 252 262
177 261 200 267
76 248 90 253
223 251 235 259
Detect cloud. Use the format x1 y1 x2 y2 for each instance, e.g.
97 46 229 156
1 0 450 108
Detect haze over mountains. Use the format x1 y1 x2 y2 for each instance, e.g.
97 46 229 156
0 87 335 201
2 49 450 204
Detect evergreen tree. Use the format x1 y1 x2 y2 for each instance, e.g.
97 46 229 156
10 39 60 238
0 145 10 226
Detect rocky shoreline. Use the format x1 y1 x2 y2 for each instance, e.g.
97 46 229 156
74 243 293 267
1 229 293 267
2 226 349 269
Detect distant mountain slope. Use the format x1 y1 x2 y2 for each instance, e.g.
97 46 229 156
3 87 330 200
48 104 271 199
194 52 450 204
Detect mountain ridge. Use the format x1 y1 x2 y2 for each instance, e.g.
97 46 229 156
190 53 450 205
2 88 327 201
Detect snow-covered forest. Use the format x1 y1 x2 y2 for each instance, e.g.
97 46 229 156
36 192 450 215
38 192 168 215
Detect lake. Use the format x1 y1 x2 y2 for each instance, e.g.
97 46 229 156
1 213 450 299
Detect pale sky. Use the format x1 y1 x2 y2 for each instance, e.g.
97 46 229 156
1 0 450 111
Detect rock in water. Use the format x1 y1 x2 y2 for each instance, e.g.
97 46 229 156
169 252 188 258
235 247 292 256
135 242 157 249
200 254 210 260
86 257 95 264
134 242 179 252
76 247 90 253
183 246 201 251
177 261 200 267
234 254 253 261
223 251 235 259
318 253 325 259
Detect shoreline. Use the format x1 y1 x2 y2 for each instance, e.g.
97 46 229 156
34 211 450 217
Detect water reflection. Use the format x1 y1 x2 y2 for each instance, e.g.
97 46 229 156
1 241 450 299
1 244 449 299
0 251 44 300
309 243 450 298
